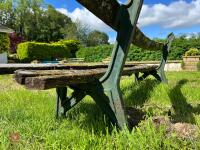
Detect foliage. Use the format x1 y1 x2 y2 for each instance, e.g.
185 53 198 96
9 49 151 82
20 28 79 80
185 48 200 56
77 44 162 62
0 0 109 46
56 40 80 57
36 5 72 42
63 22 79 41
77 36 200 62
87 30 109 46
170 36 200 59
9 32 25 53
63 21 109 47
77 45 113 62
17 41 71 62
0 72 200 149
0 33 10 53
0 0 15 28
0 0 73 42
64 20 93 46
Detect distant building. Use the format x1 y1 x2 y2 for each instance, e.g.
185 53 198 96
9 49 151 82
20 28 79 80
0 25 14 33
0 25 13 63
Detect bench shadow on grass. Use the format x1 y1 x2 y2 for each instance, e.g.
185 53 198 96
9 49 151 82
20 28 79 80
122 79 159 107
64 79 200 133
66 101 114 135
168 79 200 124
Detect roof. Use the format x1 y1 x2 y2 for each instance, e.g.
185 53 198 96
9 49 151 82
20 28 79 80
0 25 14 33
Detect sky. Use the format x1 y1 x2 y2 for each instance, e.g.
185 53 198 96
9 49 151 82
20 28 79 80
45 0 200 43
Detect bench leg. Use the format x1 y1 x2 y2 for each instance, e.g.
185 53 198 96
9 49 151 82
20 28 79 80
134 71 158 82
56 87 67 118
156 33 175 83
84 81 126 129
56 87 86 118
141 71 162 82
63 88 86 115
134 72 139 83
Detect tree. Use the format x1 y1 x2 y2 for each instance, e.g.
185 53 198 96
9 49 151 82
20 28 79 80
0 0 15 28
87 30 109 46
0 0 74 42
63 22 78 40
43 5 73 42
63 20 91 46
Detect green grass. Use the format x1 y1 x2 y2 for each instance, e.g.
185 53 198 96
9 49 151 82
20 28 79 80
0 72 200 149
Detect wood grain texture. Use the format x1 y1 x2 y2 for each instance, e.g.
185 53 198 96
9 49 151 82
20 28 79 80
15 65 158 90
0 63 144 75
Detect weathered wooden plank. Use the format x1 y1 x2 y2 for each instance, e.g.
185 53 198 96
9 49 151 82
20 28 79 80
0 63 105 74
25 69 107 90
76 0 164 51
15 65 158 90
14 68 107 85
0 63 141 75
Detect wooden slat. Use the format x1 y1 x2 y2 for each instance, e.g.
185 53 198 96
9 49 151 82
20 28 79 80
14 65 158 90
0 63 142 75
0 63 105 74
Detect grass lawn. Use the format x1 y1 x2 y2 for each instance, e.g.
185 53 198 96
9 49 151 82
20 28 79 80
0 72 200 149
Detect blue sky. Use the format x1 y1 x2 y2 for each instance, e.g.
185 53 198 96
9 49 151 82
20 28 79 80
45 0 200 42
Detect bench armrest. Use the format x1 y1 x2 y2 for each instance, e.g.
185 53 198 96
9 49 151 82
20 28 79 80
157 33 175 82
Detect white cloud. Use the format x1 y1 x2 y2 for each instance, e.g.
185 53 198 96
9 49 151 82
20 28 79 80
139 0 200 28
56 7 113 33
57 0 200 41
58 0 200 30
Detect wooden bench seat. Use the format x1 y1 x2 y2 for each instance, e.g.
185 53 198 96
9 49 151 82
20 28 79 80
14 65 158 90
0 63 146 75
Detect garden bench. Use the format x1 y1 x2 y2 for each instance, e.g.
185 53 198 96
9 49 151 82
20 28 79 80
14 0 175 129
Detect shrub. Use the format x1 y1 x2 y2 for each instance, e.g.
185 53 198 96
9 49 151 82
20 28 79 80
17 42 71 62
0 33 10 53
77 37 200 62
56 40 80 57
9 32 25 54
185 48 200 56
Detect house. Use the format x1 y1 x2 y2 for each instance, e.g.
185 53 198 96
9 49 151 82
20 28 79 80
0 25 14 63
0 25 14 33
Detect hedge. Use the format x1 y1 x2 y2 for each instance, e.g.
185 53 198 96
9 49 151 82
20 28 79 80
17 42 71 62
17 40 80 62
77 37 200 62
0 33 10 53
77 45 113 62
56 40 80 58
76 45 162 62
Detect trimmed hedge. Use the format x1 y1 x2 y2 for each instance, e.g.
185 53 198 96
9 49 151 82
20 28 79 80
77 45 113 62
76 45 162 62
0 33 10 53
17 42 71 62
77 37 200 62
56 40 80 57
